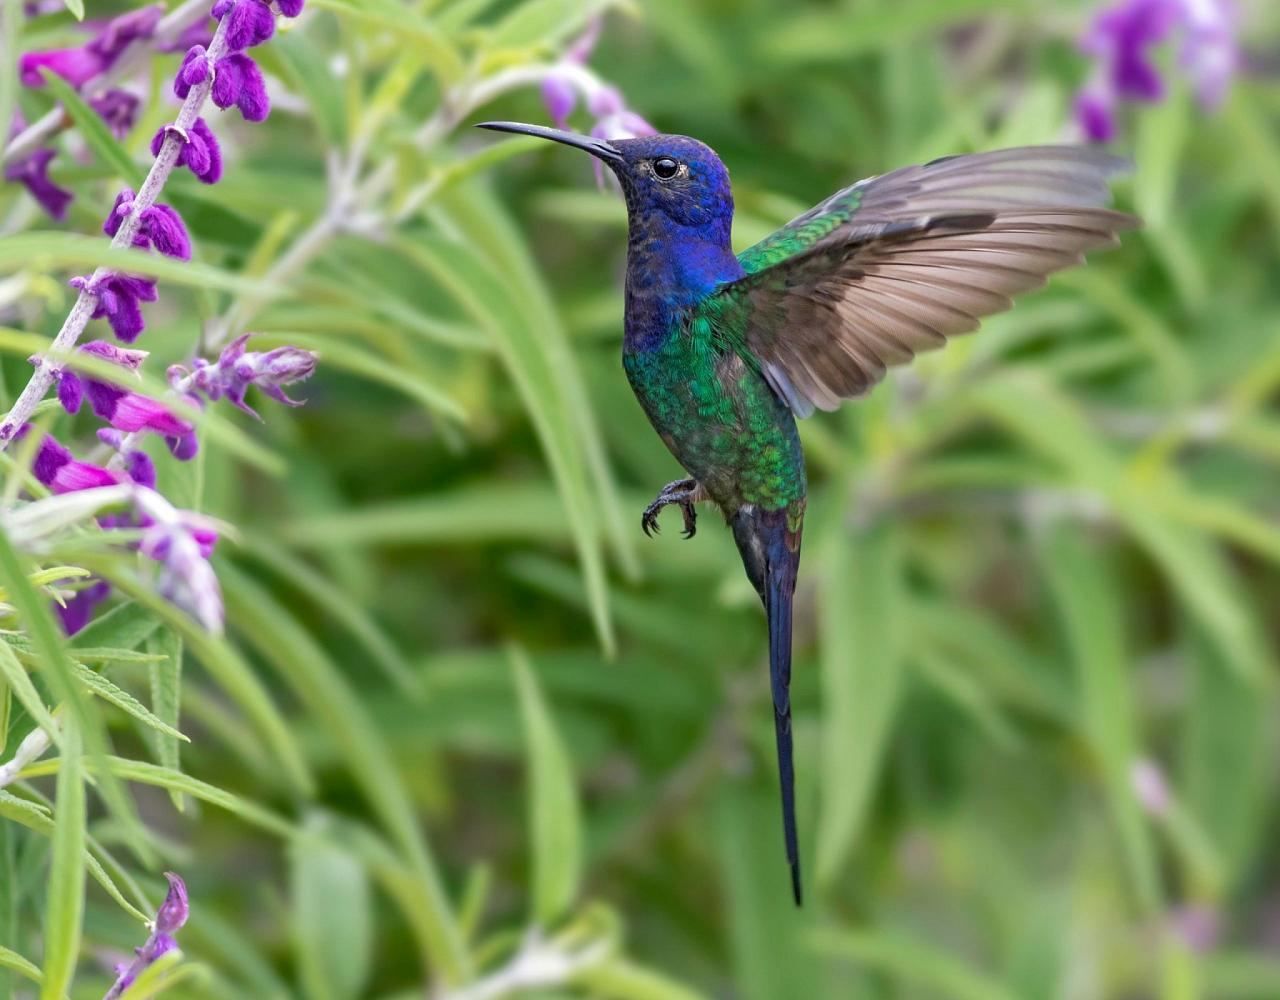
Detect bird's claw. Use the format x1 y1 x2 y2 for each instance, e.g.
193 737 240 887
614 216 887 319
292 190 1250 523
641 479 699 539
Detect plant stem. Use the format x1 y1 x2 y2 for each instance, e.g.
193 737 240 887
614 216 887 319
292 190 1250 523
0 8 230 451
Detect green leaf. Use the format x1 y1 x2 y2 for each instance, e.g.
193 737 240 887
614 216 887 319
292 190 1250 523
145 627 184 810
66 660 188 743
291 815 374 1000
38 69 142 187
39 722 83 1000
0 945 42 987
308 0 464 82
575 959 710 1000
1039 523 1160 914
393 234 616 654
0 641 59 746
510 646 581 926
0 529 150 865
78 557 313 797
816 512 907 889
59 0 82 18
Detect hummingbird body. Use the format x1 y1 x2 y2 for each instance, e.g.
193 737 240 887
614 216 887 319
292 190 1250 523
478 120 1137 905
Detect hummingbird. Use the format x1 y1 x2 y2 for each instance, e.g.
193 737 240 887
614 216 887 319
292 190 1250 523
478 120 1135 905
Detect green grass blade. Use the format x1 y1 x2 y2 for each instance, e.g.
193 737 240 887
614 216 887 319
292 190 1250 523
510 646 582 927
38 723 83 1000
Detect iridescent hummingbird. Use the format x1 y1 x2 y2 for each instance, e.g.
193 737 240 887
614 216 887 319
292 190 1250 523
478 120 1135 904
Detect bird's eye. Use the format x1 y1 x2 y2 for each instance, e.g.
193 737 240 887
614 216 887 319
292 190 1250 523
653 157 680 179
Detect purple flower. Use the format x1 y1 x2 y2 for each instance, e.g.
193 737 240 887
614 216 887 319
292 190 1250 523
541 75 578 129
1075 0 1240 141
19 4 163 89
135 496 222 632
104 873 192 1000
102 191 191 260
71 273 159 343
153 119 223 185
212 53 269 122
4 147 74 220
56 580 111 636
89 90 142 139
173 45 211 99
174 334 317 418
55 340 191 438
156 872 190 935
25 430 121 494
218 0 275 51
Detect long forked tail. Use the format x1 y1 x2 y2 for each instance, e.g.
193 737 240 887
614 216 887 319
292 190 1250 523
732 503 805 906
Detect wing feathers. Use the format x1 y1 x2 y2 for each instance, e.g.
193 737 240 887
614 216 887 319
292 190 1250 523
726 146 1136 415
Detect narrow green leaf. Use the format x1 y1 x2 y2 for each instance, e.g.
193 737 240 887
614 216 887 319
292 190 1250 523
145 628 184 810
1039 524 1160 914
39 723 83 1000
67 660 187 743
0 530 149 865
38 69 142 187
60 0 82 17
816 512 907 888
575 959 710 1000
510 646 581 926
0 945 41 986
291 815 373 1000
0 641 59 745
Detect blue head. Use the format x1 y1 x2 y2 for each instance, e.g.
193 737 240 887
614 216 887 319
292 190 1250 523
477 122 742 302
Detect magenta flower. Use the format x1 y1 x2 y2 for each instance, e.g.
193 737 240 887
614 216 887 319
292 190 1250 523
4 147 74 220
23 430 121 495
1075 0 1240 142
19 4 164 89
56 341 191 438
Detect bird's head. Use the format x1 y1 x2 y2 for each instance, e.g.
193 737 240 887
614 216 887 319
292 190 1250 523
476 122 733 240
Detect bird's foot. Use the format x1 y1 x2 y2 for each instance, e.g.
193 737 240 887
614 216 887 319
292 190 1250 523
642 479 701 539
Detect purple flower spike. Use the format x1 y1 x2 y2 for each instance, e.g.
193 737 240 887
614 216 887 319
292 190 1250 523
141 205 192 261
56 580 111 636
213 53 270 122
174 45 211 99
28 432 121 494
277 0 305 16
221 0 275 51
4 148 74 220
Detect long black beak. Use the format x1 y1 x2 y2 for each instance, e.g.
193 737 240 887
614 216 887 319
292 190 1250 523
475 121 623 164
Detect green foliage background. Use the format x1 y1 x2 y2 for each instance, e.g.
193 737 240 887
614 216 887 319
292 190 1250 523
2 0 1280 997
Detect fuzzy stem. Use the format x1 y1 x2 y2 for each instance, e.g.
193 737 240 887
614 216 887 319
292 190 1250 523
0 9 231 451
1 0 212 168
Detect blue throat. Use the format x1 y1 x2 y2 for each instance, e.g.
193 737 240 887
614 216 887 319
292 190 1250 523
623 216 743 351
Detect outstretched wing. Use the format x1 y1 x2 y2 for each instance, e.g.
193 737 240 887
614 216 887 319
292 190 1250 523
722 146 1138 417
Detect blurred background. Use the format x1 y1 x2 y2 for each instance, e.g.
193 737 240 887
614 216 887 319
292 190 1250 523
3 0 1280 997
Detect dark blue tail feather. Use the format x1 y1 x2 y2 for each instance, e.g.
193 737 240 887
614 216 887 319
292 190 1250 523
732 504 804 906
